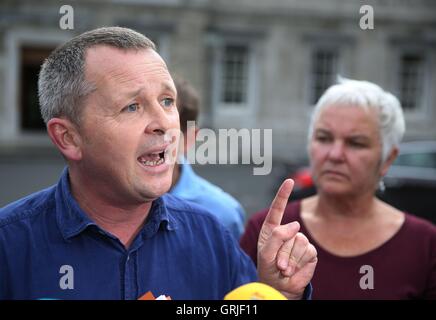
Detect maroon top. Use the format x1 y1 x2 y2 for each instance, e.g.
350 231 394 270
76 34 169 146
240 201 436 299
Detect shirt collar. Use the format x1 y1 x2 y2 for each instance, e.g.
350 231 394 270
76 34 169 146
141 196 178 240
55 167 96 241
55 167 178 241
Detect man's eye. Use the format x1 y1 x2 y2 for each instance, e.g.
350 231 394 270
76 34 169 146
315 135 331 143
123 103 139 113
161 98 174 108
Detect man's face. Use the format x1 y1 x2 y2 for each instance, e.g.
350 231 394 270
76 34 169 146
77 46 180 205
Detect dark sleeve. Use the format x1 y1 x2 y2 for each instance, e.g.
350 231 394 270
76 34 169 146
224 228 258 298
303 283 313 300
239 209 269 266
0 229 10 299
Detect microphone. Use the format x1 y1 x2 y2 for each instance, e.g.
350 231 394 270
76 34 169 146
224 282 287 300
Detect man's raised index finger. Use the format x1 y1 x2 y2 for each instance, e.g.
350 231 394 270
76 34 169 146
264 179 294 227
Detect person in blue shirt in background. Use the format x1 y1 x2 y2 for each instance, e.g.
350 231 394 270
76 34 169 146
170 77 245 240
0 27 317 300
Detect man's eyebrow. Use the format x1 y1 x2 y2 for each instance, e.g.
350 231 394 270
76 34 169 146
118 87 145 100
314 128 331 134
161 82 176 94
112 87 144 108
116 83 175 105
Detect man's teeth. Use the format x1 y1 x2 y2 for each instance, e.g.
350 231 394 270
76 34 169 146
138 152 165 166
140 158 164 166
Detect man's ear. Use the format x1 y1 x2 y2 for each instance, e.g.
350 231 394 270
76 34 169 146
47 118 83 161
380 147 399 177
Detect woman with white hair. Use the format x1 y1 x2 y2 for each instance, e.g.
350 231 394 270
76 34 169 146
240 78 436 299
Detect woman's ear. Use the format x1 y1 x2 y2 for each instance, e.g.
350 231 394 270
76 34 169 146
47 118 83 161
380 147 399 177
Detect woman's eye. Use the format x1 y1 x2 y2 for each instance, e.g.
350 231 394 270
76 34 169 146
161 98 174 108
124 103 139 113
349 141 366 148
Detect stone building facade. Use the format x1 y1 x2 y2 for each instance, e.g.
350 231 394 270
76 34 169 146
1 0 435 164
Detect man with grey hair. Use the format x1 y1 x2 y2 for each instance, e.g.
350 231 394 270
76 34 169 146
0 27 317 300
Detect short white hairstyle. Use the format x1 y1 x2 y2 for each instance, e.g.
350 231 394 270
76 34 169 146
308 77 406 162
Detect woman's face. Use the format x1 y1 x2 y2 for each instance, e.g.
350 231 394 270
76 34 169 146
309 105 389 197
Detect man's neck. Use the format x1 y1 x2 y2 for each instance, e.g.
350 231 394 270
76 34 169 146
69 170 153 248
170 163 181 190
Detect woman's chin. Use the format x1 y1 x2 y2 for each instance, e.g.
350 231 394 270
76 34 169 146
318 182 352 196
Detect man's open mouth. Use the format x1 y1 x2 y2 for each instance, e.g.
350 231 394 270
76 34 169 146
137 150 166 167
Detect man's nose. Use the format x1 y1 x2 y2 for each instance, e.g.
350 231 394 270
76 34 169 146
145 103 173 135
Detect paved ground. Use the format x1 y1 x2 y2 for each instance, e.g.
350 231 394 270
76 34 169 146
0 154 284 222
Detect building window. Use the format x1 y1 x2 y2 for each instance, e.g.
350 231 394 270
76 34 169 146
398 53 425 110
210 35 258 122
310 48 338 105
20 46 53 131
221 44 249 105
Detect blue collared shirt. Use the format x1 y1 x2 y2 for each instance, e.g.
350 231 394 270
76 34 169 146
0 168 257 300
170 162 245 240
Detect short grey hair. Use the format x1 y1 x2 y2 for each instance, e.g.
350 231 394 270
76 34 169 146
38 27 156 125
308 77 406 162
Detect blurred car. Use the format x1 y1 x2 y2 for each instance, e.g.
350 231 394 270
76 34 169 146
271 162 316 202
287 166 316 200
275 140 436 224
382 140 436 224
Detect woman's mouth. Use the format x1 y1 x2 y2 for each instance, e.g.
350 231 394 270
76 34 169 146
323 170 348 178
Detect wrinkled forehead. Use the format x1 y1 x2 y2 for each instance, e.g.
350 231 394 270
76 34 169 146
84 45 170 81
315 104 380 136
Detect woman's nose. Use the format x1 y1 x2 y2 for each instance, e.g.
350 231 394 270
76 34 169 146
327 141 345 161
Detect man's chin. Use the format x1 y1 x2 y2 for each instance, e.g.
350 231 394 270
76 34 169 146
137 182 172 201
